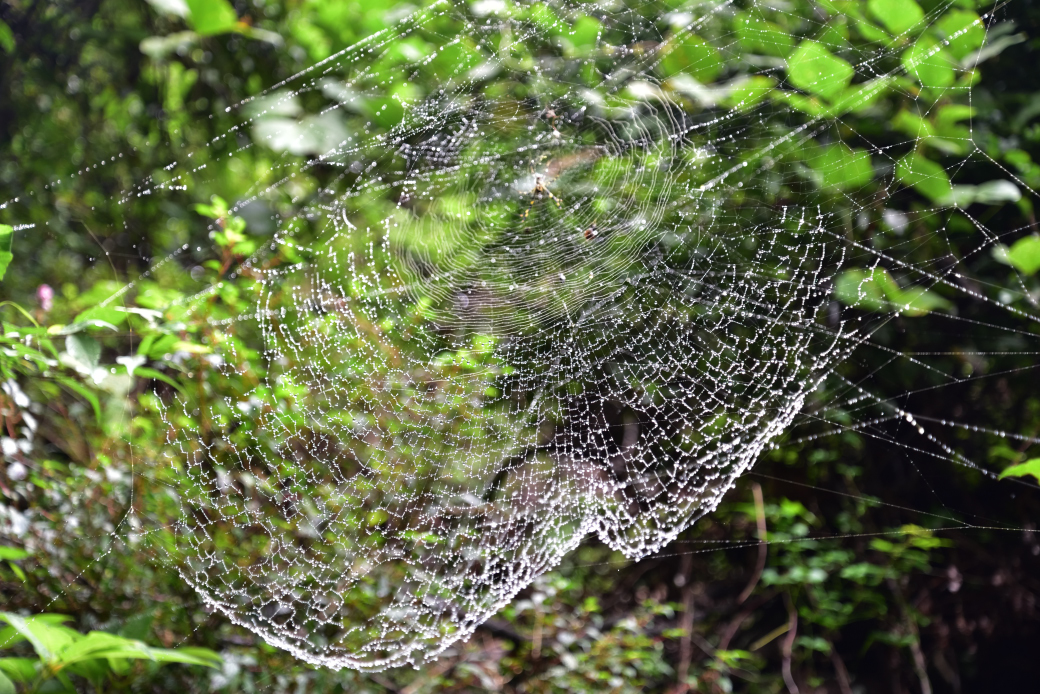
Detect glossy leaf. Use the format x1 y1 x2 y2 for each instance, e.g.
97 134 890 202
896 152 952 203
184 0 238 37
0 224 11 281
1006 236 1040 275
786 41 854 101
902 38 956 90
659 34 723 83
999 458 1040 483
867 0 925 36
810 144 874 190
934 10 986 60
736 13 794 57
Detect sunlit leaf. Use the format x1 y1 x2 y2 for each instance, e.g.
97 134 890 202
934 10 985 60
0 614 78 663
902 38 956 90
833 268 889 312
867 0 925 36
896 152 952 203
809 144 874 190
184 0 238 37
66 334 100 371
0 224 12 281
736 13 794 57
786 41 854 101
1005 236 1040 275
999 458 1040 483
659 34 723 83
0 670 13 694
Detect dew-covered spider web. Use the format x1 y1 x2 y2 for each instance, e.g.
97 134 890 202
9 0 1039 674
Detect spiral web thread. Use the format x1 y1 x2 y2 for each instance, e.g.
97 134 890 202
131 0 1039 671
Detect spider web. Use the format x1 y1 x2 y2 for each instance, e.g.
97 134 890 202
12 0 1034 674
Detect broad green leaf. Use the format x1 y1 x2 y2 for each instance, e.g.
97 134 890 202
890 285 953 316
815 76 893 117
568 15 601 50
786 41 854 102
184 0 238 37
0 224 12 281
810 144 874 190
735 13 793 57
0 614 78 663
1006 236 1040 275
902 38 956 90
0 670 13 694
867 0 925 36
74 305 128 327
948 180 1021 208
892 109 935 138
0 658 36 683
0 547 28 562
659 34 723 83
934 10 985 61
999 458 1040 483
771 90 826 117
0 616 71 651
722 76 776 111
0 19 14 54
833 268 889 311
66 334 100 371
833 267 949 315
896 152 952 203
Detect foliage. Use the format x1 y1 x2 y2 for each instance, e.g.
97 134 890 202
0 612 220 693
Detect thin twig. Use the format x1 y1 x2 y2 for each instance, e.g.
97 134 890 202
828 638 853 694
781 592 800 694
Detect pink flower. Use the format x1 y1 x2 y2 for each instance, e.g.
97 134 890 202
37 284 54 312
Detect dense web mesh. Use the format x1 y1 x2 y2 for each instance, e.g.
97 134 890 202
44 0 1025 672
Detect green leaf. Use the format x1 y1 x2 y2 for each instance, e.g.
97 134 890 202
833 269 889 312
891 285 953 316
810 144 874 190
568 15 601 50
896 152 952 203
0 224 12 282
735 13 794 57
184 0 238 37
66 334 100 371
1005 236 1040 275
933 10 985 61
55 377 102 423
0 547 28 562
999 458 1040 483
722 76 777 111
61 633 221 669
867 0 925 36
786 41 854 102
902 38 956 90
0 20 13 54
0 658 37 683
947 180 1021 208
74 305 127 328
133 367 186 393
0 614 78 663
833 267 950 316
0 669 13 694
659 34 723 84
